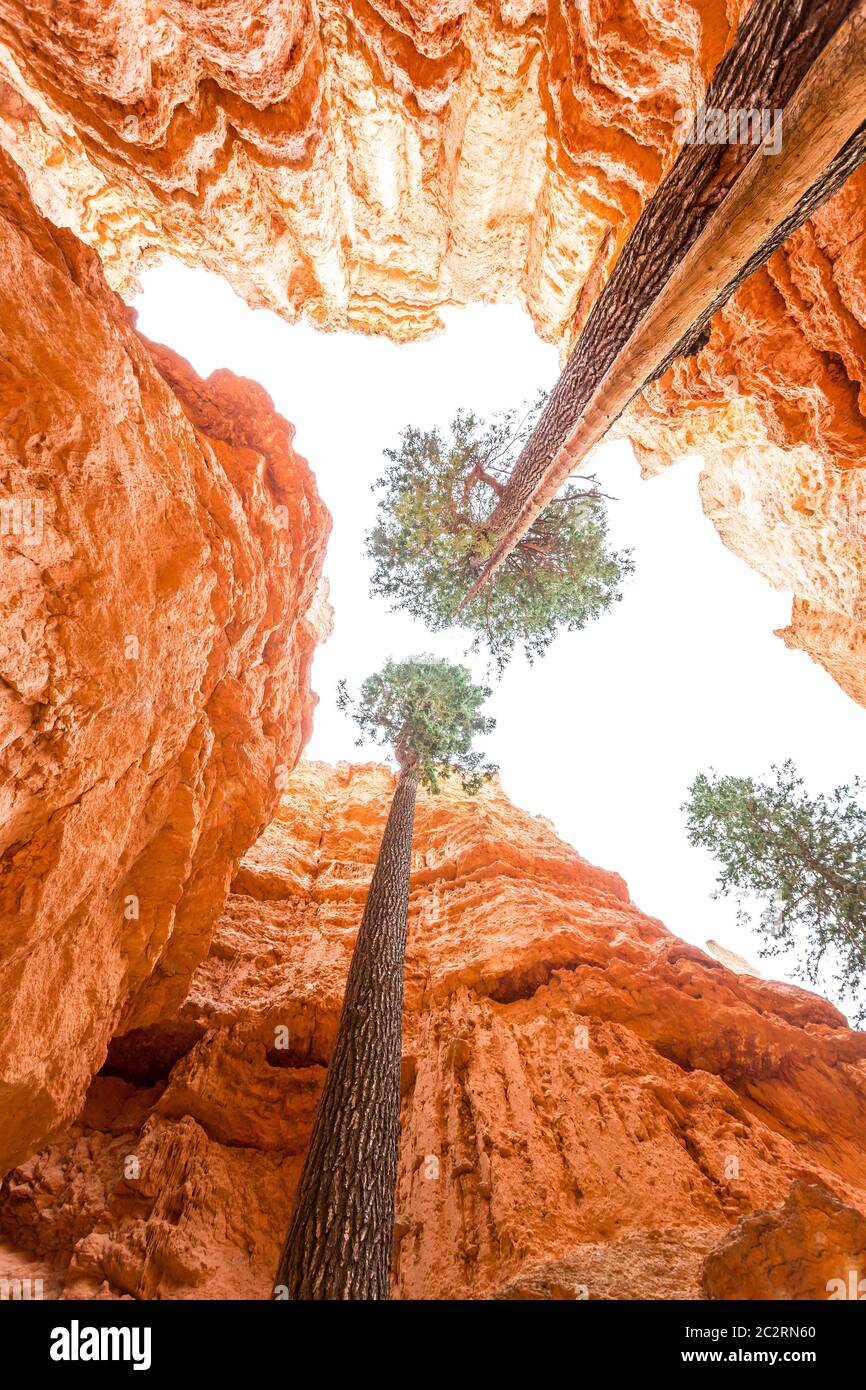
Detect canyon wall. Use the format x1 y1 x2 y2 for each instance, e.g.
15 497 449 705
0 150 331 1176
0 0 747 343
2 762 863 1300
0 1 863 706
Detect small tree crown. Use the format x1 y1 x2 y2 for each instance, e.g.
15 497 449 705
337 655 496 795
366 398 632 672
684 760 866 1022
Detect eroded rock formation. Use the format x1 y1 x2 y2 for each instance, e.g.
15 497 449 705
702 1181 866 1301
0 150 331 1176
0 1 746 342
1 2 865 1300
2 762 863 1300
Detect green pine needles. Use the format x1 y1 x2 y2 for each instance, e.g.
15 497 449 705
685 761 866 1021
366 398 632 672
337 655 496 795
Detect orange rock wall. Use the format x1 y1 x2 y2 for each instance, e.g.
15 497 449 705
0 1 743 342
3 3 865 1303
3 763 863 1300
0 151 331 1176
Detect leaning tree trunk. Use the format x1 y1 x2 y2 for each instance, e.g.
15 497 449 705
464 0 866 599
274 763 419 1299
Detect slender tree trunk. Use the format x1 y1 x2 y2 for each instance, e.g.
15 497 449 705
274 763 419 1299
465 0 866 598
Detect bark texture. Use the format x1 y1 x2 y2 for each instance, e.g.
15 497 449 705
651 118 866 383
273 764 419 1299
485 0 861 541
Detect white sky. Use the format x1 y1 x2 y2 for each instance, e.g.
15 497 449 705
135 262 865 1015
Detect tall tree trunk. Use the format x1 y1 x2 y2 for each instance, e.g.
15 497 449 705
274 763 419 1299
465 0 866 598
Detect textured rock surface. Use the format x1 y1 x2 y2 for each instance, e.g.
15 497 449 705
702 1181 866 1301
0 151 331 1176
2 762 864 1300
0 1 744 343
704 940 762 978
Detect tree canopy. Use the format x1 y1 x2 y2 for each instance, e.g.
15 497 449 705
365 400 632 672
684 761 866 1021
337 655 496 795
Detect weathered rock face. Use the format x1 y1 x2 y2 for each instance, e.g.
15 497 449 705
702 1182 866 1301
2 762 864 1300
1 1 863 708
0 0 746 343
0 151 331 1177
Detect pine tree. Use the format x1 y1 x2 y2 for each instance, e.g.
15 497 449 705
684 761 866 1020
274 657 495 1298
366 399 631 672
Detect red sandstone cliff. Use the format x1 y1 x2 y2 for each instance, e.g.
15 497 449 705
0 151 331 1176
2 763 863 1301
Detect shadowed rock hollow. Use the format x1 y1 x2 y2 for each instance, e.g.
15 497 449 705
2 764 863 1300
